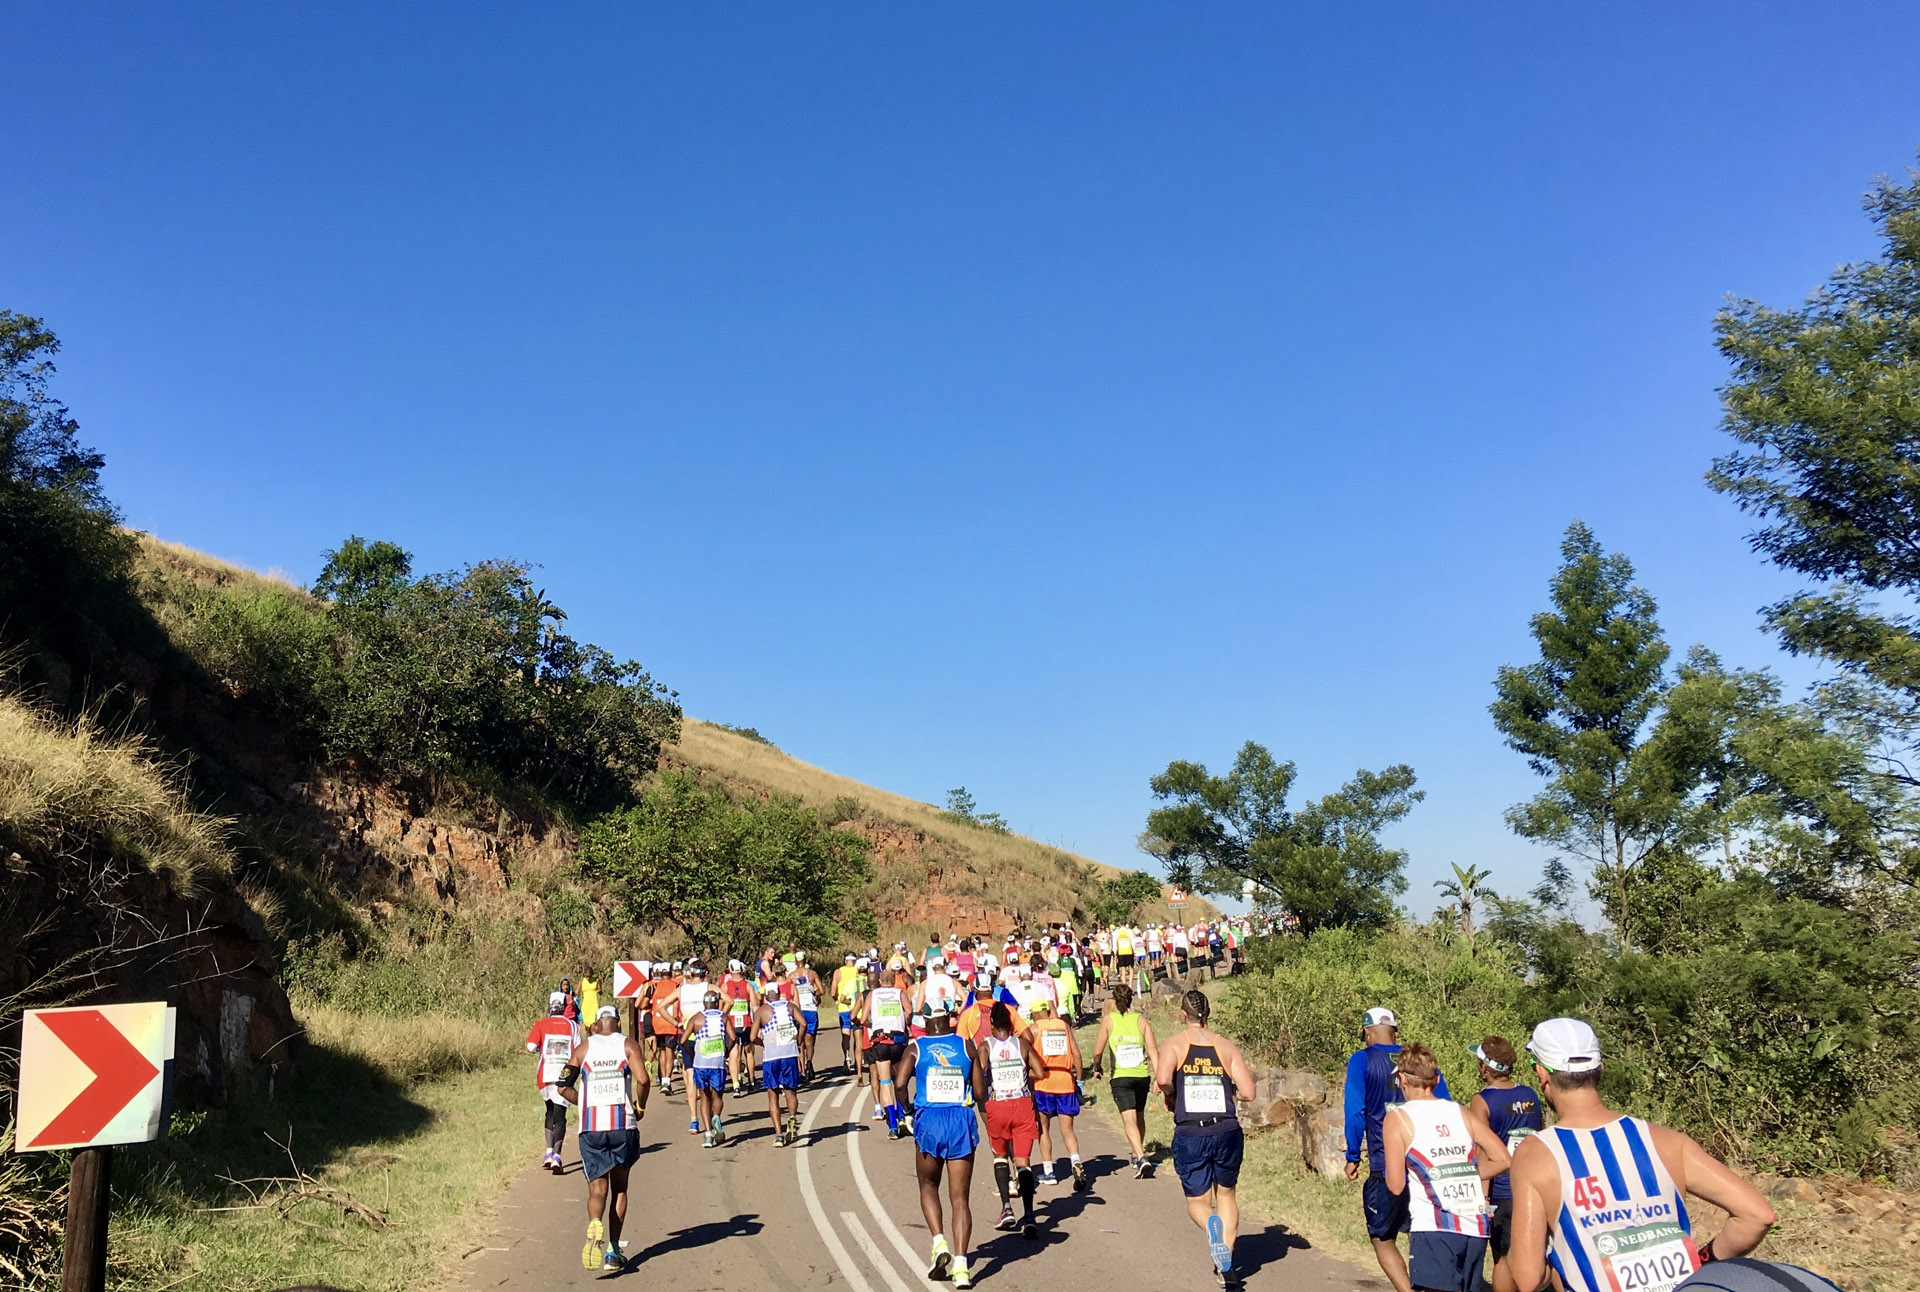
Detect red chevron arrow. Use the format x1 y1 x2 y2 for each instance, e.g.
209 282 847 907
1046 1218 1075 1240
27 1009 161 1148
614 960 644 998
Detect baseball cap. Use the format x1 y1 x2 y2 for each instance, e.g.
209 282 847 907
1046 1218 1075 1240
844 952 856 962
548 991 566 1011
728 959 745 974
1526 1018 1603 1073
1471 1037 1517 1074
763 984 782 999
925 998 954 1018
596 1004 618 1021
1363 1007 1398 1028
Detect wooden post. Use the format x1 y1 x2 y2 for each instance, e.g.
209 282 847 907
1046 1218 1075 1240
62 1145 111 1292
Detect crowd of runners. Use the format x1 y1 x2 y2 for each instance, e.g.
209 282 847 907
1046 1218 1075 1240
524 920 1790 1292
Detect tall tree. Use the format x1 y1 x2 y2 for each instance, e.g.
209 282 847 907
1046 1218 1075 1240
1434 862 1492 940
1491 522 1680 944
1709 161 1920 780
1143 741 1420 933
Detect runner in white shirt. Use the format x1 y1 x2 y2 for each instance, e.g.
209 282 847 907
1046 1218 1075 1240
1382 1043 1508 1292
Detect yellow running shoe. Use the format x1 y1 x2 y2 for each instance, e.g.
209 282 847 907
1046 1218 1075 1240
927 1234 952 1281
582 1218 605 1270
952 1255 973 1288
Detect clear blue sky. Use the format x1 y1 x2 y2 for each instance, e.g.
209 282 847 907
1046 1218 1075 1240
9 5 1919 911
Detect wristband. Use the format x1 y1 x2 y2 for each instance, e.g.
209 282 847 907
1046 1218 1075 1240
1699 1241 1717 1265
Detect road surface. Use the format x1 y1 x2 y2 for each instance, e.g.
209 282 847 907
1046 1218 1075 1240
460 1058 1385 1290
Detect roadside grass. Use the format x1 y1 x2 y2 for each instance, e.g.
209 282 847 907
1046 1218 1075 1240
109 1005 534 1292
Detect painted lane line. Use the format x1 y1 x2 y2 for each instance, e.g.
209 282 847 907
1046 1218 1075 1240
842 1211 918 1292
795 1079 877 1292
844 1095 941 1286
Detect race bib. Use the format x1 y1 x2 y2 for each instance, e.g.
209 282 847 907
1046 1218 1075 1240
874 993 905 1028
1184 1074 1228 1115
1040 1029 1070 1058
771 1022 798 1047
991 1058 1027 1101
1114 1041 1146 1071
798 987 817 1009
1507 1126 1538 1155
1594 1222 1698 1292
1427 1159 1486 1218
729 999 751 1019
697 1033 725 1060
925 1068 966 1105
585 1070 627 1109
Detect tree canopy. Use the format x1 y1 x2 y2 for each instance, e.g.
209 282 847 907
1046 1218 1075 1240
1142 741 1420 933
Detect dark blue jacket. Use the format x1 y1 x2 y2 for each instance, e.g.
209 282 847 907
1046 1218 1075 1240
1343 1043 1448 1174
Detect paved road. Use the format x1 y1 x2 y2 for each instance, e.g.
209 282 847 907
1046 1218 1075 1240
460 1055 1384 1291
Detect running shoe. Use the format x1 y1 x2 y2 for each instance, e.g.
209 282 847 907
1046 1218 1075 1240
601 1248 625 1272
1129 1155 1144 1178
702 1128 715 1149
1022 1217 1038 1240
951 1255 973 1288
994 1206 1018 1232
888 1122 903 1140
1039 1167 1058 1187
1207 1213 1232 1276
689 1118 701 1135
901 1115 914 1136
787 1113 801 1139
927 1234 952 1281
1071 1162 1090 1193
711 1116 725 1144
581 1218 605 1271
872 1105 886 1121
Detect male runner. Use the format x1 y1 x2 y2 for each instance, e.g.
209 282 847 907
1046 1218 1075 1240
858 967 912 1134
1383 1043 1510 1292
1051 953 1081 1025
1171 921 1191 978
832 952 862 1074
648 961 682 1096
1029 997 1088 1190
756 984 804 1145
898 999 980 1288
671 964 715 1135
1346 1006 1451 1292
1508 1019 1774 1292
1156 989 1257 1288
723 960 756 1095
973 1000 1044 1237
525 990 580 1172
1463 1037 1543 1292
1090 982 1159 1177
560 1005 648 1272
791 953 825 1079
686 986 734 1147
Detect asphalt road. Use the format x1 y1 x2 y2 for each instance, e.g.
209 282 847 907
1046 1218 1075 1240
460 1046 1385 1291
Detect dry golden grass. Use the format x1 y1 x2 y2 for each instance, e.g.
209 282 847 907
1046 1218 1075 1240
296 1000 507 1083
0 693 233 889
133 532 310 597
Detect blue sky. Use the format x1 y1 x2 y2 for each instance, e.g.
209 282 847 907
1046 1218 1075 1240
8 4 1919 910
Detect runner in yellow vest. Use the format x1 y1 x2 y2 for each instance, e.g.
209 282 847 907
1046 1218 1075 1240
1091 982 1161 1177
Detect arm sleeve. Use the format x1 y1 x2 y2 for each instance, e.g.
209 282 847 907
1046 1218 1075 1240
1344 1051 1366 1162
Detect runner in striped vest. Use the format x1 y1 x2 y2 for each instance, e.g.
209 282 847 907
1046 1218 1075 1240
1382 1043 1510 1292
1509 1019 1776 1292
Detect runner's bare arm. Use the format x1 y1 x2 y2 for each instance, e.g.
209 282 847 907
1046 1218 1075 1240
1022 1034 1046 1082
970 1038 989 1106
1153 1034 1182 1093
1224 1039 1257 1103
1506 1136 1558 1292
1465 1108 1510 1183
1140 1017 1160 1072
1652 1124 1775 1260
1089 1017 1112 1077
896 1040 918 1092
1382 1106 1411 1196
625 1037 650 1113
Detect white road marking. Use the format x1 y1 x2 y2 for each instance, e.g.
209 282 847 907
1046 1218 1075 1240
795 1079 878 1292
844 1093 941 1286
842 1211 919 1292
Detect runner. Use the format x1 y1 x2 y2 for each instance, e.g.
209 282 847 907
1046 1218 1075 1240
1345 1006 1451 1292
832 952 862 1074
972 1000 1044 1238
722 959 756 1095
559 1005 648 1272
648 961 681 1097
791 953 825 1079
1090 982 1160 1177
1382 1043 1510 1292
756 983 804 1146
1145 923 1164 981
1028 997 1088 1191
857 967 911 1135
1171 921 1191 978
1508 1019 1775 1292
525 989 581 1173
897 999 980 1288
1051 952 1081 1025
673 964 716 1135
686 986 734 1147
1156 989 1257 1288
1462 1037 1543 1292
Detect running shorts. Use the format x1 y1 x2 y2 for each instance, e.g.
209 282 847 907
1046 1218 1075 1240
692 1066 727 1092
1033 1089 1082 1118
763 1056 801 1091
1171 1124 1243 1197
1488 1196 1514 1260
1409 1232 1487 1292
638 1014 654 1039
863 1038 905 1065
839 1010 853 1031
1109 1076 1151 1113
1115 953 1135 968
912 1103 980 1160
1363 1173 1412 1239
985 1098 1039 1157
802 1010 819 1035
578 1128 640 1181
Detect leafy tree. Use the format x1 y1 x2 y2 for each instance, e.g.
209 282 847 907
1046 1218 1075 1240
1709 161 1920 784
1433 862 1492 940
577 772 876 961
1143 741 1421 933
944 787 976 819
1086 869 1163 927
1491 523 1684 944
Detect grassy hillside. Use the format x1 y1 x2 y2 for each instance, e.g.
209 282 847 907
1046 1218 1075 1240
669 718 1204 942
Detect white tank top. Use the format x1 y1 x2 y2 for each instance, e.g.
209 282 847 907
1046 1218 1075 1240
1539 1118 1699 1292
679 982 708 1020
1399 1098 1489 1235
985 1033 1030 1101
580 1032 632 1132
925 971 963 1014
868 987 906 1034
690 1009 728 1069
760 1001 801 1060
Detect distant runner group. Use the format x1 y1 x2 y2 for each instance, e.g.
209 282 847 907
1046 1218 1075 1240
525 918 1791 1292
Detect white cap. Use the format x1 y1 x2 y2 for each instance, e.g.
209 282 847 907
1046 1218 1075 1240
763 984 782 999
1527 1018 1602 1073
728 959 745 974
548 991 567 1011
1363 1006 1398 1029
596 1004 618 1021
